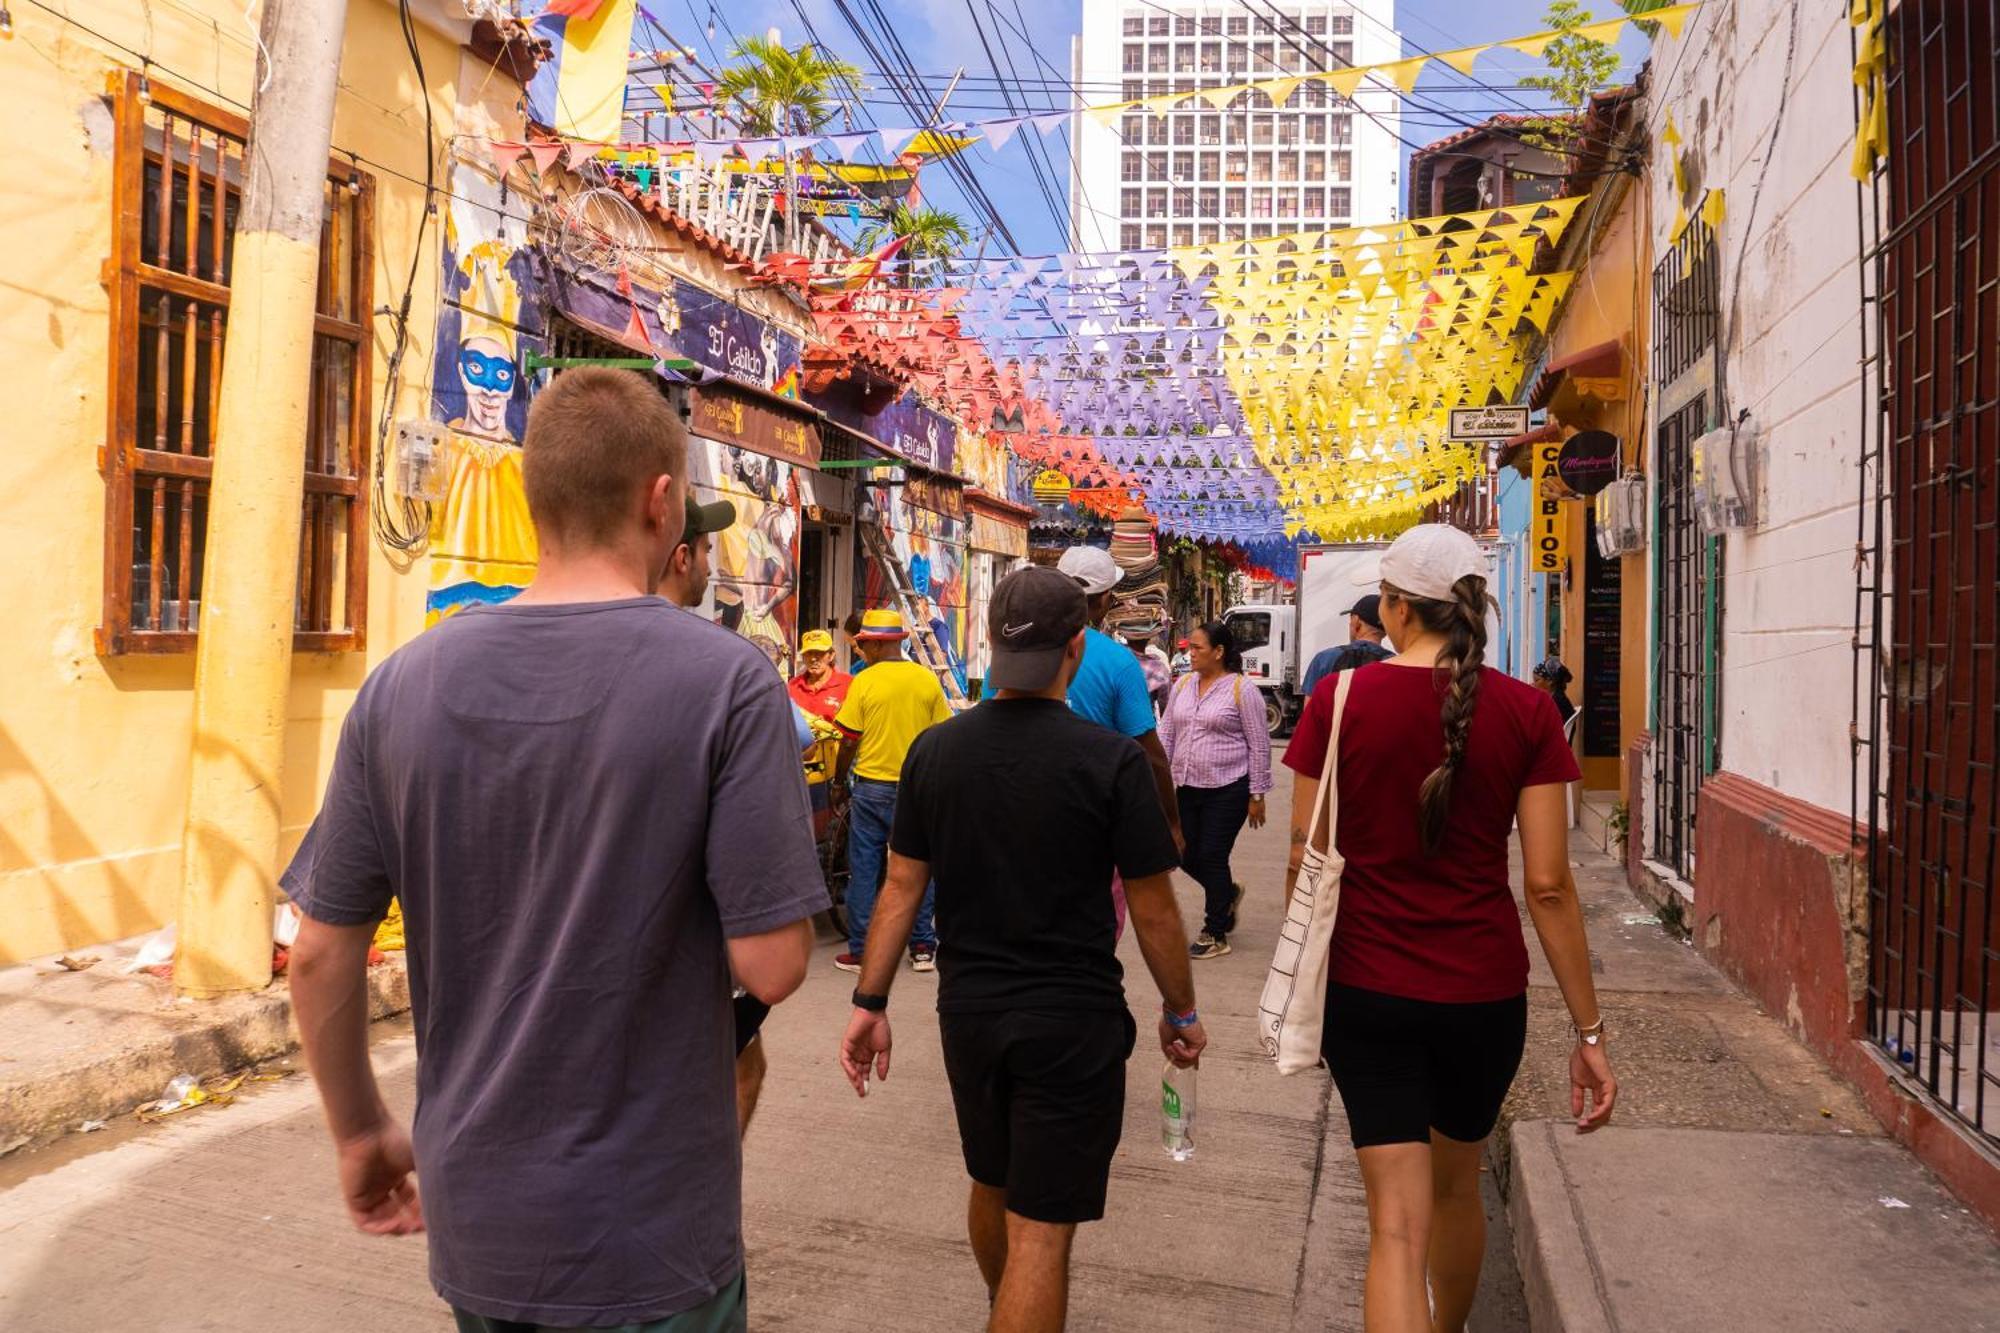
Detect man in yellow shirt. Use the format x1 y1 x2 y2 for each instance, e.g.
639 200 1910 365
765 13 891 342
834 609 951 974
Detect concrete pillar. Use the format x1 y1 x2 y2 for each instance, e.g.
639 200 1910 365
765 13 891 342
176 0 351 997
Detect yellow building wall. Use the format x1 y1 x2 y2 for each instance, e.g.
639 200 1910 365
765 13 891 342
1543 178 1650 797
0 2 463 962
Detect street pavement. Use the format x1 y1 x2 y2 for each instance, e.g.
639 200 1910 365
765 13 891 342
0 748 1532 1332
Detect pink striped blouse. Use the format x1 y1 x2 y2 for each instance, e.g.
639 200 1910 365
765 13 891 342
1157 671 1273 795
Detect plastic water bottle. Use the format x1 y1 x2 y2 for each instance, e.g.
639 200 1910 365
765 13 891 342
1161 1062 1196 1161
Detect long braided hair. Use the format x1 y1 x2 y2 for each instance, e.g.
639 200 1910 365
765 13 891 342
1383 574 1490 856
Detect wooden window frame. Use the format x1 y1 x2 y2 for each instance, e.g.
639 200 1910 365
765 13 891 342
98 69 374 655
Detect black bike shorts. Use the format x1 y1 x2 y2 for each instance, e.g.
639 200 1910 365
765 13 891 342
938 1007 1137 1225
1321 983 1528 1148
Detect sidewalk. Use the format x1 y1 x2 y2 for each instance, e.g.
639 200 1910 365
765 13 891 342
1502 832 2000 1331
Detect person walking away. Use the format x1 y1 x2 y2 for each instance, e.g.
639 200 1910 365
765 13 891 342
839 567 1208 1333
1159 620 1272 960
980 545 1183 935
1300 593 1395 697
284 367 824 1331
834 609 951 973
1281 524 1618 1333
1532 656 1578 726
663 490 796 1135
660 491 736 611
791 629 853 837
1123 623 1171 714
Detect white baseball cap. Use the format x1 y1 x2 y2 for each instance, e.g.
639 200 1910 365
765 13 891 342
1357 524 1489 601
1057 545 1122 595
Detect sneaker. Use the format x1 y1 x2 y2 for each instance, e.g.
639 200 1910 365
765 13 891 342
1189 932 1231 960
1224 881 1246 934
909 943 937 972
834 952 863 973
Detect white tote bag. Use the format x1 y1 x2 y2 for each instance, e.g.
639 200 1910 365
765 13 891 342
1257 669 1352 1074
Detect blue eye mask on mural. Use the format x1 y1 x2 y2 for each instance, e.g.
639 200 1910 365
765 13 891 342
458 349 516 393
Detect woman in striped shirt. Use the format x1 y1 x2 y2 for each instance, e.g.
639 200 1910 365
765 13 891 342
1158 620 1273 959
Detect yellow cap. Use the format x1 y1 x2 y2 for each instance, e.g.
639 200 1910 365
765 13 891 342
800 629 834 653
855 608 908 639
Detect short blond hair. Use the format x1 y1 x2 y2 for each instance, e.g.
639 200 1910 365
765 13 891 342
521 367 686 546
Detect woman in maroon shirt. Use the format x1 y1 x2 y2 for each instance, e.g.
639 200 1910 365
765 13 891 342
1283 525 1617 1333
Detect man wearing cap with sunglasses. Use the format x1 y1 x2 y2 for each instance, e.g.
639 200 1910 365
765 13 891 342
840 567 1205 1331
1300 592 1396 698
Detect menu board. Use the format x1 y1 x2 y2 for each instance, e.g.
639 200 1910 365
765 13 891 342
1583 510 1623 758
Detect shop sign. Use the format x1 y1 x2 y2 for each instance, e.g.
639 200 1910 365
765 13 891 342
1031 469 1073 503
901 472 966 520
1533 436 1569 574
689 382 821 468
665 280 802 391
1449 405 1531 441
811 390 959 473
971 510 1028 558
1557 429 1621 497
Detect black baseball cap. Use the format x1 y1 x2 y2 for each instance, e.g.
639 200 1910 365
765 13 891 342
1342 593 1384 632
987 566 1088 691
682 494 736 541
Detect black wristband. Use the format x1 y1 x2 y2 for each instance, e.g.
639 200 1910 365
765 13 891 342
851 988 888 1012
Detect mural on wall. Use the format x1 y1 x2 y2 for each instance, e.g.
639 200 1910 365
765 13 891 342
865 482 968 676
426 160 542 625
688 435 801 674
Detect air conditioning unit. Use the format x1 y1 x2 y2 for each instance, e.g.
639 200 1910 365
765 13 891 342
1595 472 1648 557
1692 414 1762 533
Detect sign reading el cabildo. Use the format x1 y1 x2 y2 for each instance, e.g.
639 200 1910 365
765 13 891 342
1449 405 1531 441
689 382 821 469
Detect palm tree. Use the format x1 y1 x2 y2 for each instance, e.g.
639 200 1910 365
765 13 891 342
714 38 864 248
859 203 973 285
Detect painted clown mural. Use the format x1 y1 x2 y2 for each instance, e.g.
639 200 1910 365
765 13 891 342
425 163 541 625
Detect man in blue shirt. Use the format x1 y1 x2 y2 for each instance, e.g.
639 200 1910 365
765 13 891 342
1300 593 1395 696
983 546 1180 857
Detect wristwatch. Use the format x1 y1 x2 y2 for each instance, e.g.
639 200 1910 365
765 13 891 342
851 988 888 1013
1574 1016 1606 1046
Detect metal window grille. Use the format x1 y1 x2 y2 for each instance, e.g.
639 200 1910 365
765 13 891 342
1649 217 1722 880
1856 0 2000 1146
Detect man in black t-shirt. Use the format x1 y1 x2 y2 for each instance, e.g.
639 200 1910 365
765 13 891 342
839 566 1208 1331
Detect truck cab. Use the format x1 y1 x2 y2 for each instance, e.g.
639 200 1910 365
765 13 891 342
1222 603 1297 736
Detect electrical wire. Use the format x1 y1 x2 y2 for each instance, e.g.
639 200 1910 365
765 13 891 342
371 0 440 562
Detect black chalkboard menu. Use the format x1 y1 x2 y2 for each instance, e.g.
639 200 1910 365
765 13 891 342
1582 510 1622 758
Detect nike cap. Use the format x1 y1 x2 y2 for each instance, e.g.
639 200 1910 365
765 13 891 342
986 566 1088 692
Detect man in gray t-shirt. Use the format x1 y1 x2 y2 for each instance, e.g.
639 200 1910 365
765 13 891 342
285 368 825 1331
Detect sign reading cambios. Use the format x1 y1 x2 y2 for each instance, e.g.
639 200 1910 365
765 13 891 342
1449 405 1531 441
1533 436 1569 574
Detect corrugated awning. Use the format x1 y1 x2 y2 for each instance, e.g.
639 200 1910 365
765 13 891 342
1529 339 1625 410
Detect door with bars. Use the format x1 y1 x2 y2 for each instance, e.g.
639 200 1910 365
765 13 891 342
1858 0 2000 1147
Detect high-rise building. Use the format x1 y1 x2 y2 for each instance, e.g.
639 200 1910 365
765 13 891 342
1069 1 1402 253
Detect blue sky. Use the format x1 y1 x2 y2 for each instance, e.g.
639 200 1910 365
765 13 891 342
634 0 1656 253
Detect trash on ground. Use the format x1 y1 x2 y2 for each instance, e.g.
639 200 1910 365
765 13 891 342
53 954 100 971
273 901 301 948
1878 1196 1911 1209
77 1120 106 1133
1618 912 1657 927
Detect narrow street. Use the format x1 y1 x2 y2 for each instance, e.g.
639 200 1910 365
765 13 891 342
0 756 1526 1332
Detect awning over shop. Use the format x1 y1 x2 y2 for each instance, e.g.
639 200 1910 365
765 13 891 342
968 489 1032 557
1528 339 1626 411
1496 422 1563 475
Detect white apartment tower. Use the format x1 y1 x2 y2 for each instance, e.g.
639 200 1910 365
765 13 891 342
1070 1 1402 253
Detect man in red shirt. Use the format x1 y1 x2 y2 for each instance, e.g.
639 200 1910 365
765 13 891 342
789 629 851 721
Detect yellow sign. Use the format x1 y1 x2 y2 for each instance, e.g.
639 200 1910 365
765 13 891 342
1533 437 1569 574
1031 469 1073 503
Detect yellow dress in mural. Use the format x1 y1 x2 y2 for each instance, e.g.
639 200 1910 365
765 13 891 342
426 433 539 625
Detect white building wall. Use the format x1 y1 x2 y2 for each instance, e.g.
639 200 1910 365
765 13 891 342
1070 0 1402 253
1642 0 1865 817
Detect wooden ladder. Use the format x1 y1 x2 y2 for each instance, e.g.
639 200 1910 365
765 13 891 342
858 520 970 705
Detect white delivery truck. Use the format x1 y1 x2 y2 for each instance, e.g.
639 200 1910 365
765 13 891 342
1222 542 1387 736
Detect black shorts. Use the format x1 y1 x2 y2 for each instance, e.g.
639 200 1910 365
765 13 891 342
1321 983 1528 1149
938 1007 1137 1225
733 992 770 1057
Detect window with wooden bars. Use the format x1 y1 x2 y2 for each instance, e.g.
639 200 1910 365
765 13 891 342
98 69 373 655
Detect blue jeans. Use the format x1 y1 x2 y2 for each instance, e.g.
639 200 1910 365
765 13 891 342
846 777 936 954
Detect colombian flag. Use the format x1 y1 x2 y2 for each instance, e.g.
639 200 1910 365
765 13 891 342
527 0 638 144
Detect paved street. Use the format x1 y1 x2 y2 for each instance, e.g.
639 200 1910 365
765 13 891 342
0 757 1525 1332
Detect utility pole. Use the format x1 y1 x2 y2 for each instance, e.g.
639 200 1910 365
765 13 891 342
176 0 351 997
